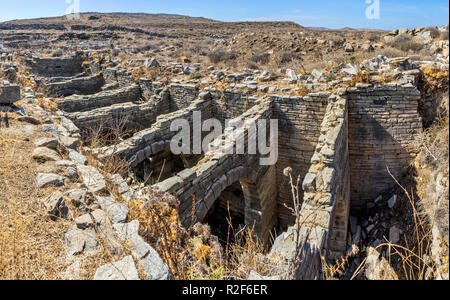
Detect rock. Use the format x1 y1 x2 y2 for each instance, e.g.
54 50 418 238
183 66 198 75
64 259 81 280
388 195 398 209
75 213 94 230
34 138 59 150
97 196 129 224
69 149 87 165
41 124 58 137
302 173 316 192
365 247 398 280
420 31 433 45
59 136 79 150
342 64 358 75
65 188 97 211
311 69 323 80
389 29 399 36
42 191 72 220
32 147 61 162
286 69 298 82
413 27 425 35
107 174 132 202
77 165 106 193
344 43 355 52
366 224 375 233
64 225 99 256
353 226 362 246
0 85 21 104
144 58 160 69
59 117 79 135
248 271 280 280
398 28 409 35
37 173 65 188
362 44 375 52
374 195 383 204
94 256 140 280
389 226 401 244
17 116 40 125
114 221 171 280
349 216 358 234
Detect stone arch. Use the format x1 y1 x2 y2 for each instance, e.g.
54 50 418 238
194 163 277 244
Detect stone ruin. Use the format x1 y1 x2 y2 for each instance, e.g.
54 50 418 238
12 51 427 279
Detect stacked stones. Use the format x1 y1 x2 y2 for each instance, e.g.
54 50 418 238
0 81 21 104
347 83 422 213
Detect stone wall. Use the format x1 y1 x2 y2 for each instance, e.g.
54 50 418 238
95 94 213 165
27 55 84 77
271 93 330 230
45 74 105 96
209 89 260 125
152 99 277 243
58 84 140 113
268 95 350 279
65 94 170 132
346 83 422 213
168 84 199 111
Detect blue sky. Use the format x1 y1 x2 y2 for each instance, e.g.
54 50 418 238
0 0 448 30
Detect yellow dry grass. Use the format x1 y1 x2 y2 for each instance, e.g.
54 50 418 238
0 121 70 279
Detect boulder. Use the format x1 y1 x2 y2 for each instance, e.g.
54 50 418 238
69 149 87 165
389 226 401 244
97 196 129 224
344 43 355 52
32 147 61 162
94 256 140 280
0 85 21 104
248 271 280 280
286 69 298 82
65 224 100 256
34 138 59 150
388 195 398 209
420 31 433 45
42 191 72 220
77 165 106 193
59 136 79 150
64 188 97 211
37 173 65 188
114 220 172 280
144 58 160 69
362 44 375 52
365 247 398 280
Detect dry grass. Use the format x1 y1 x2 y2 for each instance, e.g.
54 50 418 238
322 246 359 280
0 121 70 279
0 118 117 280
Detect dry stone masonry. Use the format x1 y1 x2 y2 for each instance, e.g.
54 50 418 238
6 45 437 280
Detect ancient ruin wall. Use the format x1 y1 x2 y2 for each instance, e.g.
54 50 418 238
65 94 171 132
153 99 277 243
168 84 199 111
270 95 350 279
209 89 260 125
346 83 423 213
271 93 330 230
27 55 84 77
57 84 140 113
